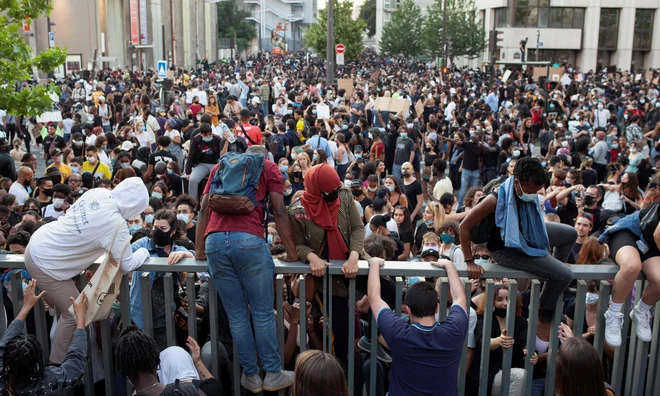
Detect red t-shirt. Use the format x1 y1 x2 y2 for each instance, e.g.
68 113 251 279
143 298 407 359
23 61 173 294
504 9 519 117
236 122 263 146
189 103 203 117
203 160 282 238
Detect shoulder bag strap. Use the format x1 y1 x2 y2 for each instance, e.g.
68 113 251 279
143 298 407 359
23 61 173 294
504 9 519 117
240 123 258 145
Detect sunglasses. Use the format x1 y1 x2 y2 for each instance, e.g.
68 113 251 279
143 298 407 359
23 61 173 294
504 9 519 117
473 254 490 261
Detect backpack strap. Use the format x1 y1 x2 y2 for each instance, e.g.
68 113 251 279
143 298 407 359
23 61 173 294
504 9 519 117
239 123 259 146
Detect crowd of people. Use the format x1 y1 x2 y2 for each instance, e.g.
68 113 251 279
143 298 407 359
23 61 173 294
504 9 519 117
0 49 655 395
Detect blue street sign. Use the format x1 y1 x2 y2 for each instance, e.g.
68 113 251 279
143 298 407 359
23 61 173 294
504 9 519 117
537 42 543 47
48 31 55 48
157 60 167 78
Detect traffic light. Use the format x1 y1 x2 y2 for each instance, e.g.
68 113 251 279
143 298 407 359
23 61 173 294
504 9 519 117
488 29 504 59
442 67 448 75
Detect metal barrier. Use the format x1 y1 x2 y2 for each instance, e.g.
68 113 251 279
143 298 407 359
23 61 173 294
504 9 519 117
0 256 656 396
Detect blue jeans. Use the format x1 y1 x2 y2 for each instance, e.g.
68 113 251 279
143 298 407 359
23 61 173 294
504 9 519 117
261 102 269 115
392 164 402 179
457 168 481 205
206 231 281 376
531 377 545 396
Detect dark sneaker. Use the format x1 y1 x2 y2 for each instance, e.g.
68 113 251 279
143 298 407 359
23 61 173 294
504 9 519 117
358 336 393 364
263 370 294 391
240 373 263 393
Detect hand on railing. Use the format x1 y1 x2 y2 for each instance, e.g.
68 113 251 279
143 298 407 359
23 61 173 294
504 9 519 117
558 322 574 342
583 325 596 339
466 262 484 279
341 254 359 279
309 254 332 277
499 329 514 349
524 348 538 365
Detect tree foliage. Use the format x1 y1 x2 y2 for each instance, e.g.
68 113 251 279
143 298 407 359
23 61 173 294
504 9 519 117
303 0 365 60
359 0 377 38
423 0 487 61
0 0 66 117
217 0 257 52
379 0 424 57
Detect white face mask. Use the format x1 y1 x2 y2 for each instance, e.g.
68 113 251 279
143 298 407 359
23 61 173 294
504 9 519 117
53 198 65 209
86 156 97 164
344 180 353 187
561 141 569 148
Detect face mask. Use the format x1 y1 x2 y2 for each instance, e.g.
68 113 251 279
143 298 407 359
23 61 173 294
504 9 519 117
474 258 490 265
152 192 163 200
368 186 378 192
423 244 439 251
311 109 317 115
75 140 83 147
585 292 599 305
355 153 363 159
42 188 53 197
323 190 339 203
631 148 637 153
267 234 274 245
351 189 363 197
424 219 434 226
612 143 619 149
145 214 154 224
293 171 303 179
55 155 63 163
584 195 595 206
101 145 107 151
407 123 414 129
641 99 646 104
120 162 130 169
280 165 289 173
493 307 508 317
152 227 172 246
549 104 555 110
515 181 538 202
53 198 65 209
129 132 136 137
598 104 604 110
561 141 569 148
401 133 408 139
387 124 392 129
86 156 97 164
513 150 521 158
128 223 141 234
402 170 411 178
203 136 213 142
284 188 293 196
541 161 547 168
71 167 80 174
656 102 660 108
177 213 190 224
440 233 456 244
287 110 293 115
624 114 629 120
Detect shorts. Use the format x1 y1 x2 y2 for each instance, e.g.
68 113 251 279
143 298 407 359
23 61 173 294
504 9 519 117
608 230 660 262
413 151 421 172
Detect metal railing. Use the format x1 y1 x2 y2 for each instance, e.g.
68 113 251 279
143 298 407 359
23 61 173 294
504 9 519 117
0 256 657 396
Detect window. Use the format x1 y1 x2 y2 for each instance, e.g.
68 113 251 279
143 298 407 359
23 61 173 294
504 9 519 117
633 9 654 50
495 7 509 28
513 4 585 29
598 9 620 50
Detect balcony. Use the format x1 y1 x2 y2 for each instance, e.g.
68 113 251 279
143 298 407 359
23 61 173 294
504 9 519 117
1 256 657 396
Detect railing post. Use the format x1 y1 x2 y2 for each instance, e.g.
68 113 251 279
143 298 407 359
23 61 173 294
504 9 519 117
186 273 197 342
457 280 473 396
299 275 307 354
645 303 660 395
478 280 495 396
276 274 285 368
140 273 153 337
163 273 176 347
611 290 634 396
499 280 518 394
523 279 541 396
208 281 220 379
347 277 356 396
593 281 611 358
438 277 449 321
543 294 564 396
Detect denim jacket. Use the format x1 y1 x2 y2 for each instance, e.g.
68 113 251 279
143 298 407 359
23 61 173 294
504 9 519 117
129 237 194 330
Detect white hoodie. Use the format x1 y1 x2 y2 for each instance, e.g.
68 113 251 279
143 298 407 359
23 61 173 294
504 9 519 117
28 177 151 281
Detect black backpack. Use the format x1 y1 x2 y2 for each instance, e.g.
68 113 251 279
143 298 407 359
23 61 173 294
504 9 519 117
269 134 286 157
160 379 200 396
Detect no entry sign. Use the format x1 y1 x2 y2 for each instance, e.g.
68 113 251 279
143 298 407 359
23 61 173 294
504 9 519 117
335 44 345 54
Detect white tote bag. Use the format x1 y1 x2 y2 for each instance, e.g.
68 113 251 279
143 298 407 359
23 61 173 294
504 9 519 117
69 223 128 326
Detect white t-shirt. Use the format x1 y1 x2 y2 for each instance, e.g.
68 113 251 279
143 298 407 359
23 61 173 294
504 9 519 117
28 179 151 281
42 204 65 219
364 215 399 237
433 177 454 201
136 130 151 148
327 140 337 168
85 134 97 147
8 183 29 206
165 129 181 143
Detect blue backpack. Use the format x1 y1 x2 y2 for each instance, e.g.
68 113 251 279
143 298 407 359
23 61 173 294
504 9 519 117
208 152 265 215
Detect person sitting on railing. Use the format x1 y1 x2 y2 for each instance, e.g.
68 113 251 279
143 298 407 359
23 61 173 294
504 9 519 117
460 157 576 322
0 280 89 395
25 177 151 365
115 325 205 396
596 191 660 348
129 208 195 350
368 256 468 395
467 283 533 396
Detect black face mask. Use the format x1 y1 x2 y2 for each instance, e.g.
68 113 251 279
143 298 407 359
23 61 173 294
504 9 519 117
42 188 53 197
351 189 363 197
323 190 340 203
152 227 172 246
293 171 303 179
584 195 596 206
494 307 507 318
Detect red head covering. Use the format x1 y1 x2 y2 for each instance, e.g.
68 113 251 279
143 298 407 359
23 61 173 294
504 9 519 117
300 164 349 260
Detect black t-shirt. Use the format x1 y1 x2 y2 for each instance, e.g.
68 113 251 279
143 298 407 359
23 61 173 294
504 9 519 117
414 222 432 251
149 149 178 165
71 124 82 135
486 192 505 252
462 141 483 171
403 179 423 216
358 196 372 211
581 168 598 188
42 135 65 159
398 225 414 245
394 137 415 165
482 144 500 168
186 222 197 244
556 198 578 226
568 242 583 263
583 207 602 232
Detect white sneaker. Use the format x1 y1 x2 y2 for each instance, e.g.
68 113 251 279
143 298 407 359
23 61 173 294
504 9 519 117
630 307 653 343
604 310 624 347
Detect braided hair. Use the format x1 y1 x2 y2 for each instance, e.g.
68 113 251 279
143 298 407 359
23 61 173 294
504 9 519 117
3 334 44 392
115 325 160 382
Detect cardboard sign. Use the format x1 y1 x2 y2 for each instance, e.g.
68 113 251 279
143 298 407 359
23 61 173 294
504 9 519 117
316 104 330 120
374 97 411 114
635 74 642 81
338 78 354 97
501 70 512 83
414 99 424 116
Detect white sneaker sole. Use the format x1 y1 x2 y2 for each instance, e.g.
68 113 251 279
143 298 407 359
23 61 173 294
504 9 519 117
630 309 653 343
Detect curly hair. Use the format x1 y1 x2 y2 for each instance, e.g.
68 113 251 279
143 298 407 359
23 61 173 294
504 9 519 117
364 233 397 260
3 333 44 392
115 325 160 382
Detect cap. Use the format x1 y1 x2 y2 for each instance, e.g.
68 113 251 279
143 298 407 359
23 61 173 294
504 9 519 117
251 96 261 104
421 247 440 259
350 180 363 188
120 141 134 151
51 148 63 156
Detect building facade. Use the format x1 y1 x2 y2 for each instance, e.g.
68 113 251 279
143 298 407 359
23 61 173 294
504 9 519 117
373 0 434 51
25 0 218 76
240 0 318 53
374 0 660 71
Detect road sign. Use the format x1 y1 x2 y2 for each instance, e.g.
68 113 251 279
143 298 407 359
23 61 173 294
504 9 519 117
537 42 543 47
335 44 345 54
97 56 117 62
48 31 55 48
336 53 344 65
23 18 31 32
157 60 167 78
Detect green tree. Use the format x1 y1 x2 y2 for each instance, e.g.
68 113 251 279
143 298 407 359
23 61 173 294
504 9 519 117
379 0 424 57
0 1 66 118
359 0 377 38
217 0 257 52
423 0 487 62
303 0 366 60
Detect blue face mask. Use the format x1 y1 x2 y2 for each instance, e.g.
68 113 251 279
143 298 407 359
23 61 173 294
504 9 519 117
167 169 173 175
152 192 163 200
202 136 214 142
385 185 394 192
342 125 349 130
549 104 555 110
120 162 130 169
515 181 538 202
75 141 83 147
267 234 273 245
400 133 408 139
145 214 154 225
312 109 317 114
128 223 141 235
424 219 434 226
280 165 289 173
474 258 490 265
177 213 190 224
541 161 547 168
440 233 456 244
611 143 619 149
